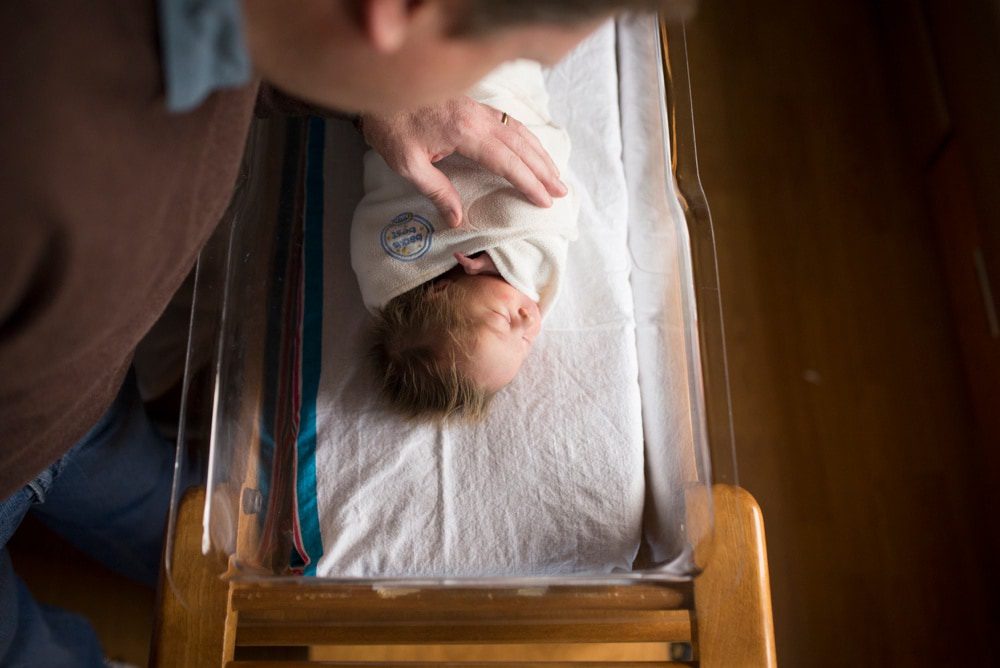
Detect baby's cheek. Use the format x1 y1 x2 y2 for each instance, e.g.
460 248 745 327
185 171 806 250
491 291 513 307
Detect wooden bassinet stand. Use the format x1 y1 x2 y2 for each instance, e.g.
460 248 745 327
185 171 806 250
152 484 775 667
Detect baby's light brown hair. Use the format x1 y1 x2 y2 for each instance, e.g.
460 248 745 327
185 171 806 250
370 282 494 420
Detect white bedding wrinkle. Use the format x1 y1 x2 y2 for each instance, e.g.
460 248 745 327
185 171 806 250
311 22 645 577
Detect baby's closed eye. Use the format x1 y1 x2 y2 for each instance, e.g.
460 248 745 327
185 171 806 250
490 310 511 327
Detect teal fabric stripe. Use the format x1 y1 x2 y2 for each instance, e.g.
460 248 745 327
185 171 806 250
297 117 326 575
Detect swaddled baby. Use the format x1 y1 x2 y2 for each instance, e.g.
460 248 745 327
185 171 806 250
351 60 579 418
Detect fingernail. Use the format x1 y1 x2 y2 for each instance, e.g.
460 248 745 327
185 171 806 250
450 210 462 227
556 179 569 195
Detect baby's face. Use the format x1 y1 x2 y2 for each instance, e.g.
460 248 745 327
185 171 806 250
451 274 541 393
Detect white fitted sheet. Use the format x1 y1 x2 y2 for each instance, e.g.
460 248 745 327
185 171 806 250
306 18 691 577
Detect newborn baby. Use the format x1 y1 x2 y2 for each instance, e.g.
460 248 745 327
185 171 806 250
351 60 579 418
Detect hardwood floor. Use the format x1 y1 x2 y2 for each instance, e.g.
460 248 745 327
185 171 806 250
685 0 996 664
8 516 154 666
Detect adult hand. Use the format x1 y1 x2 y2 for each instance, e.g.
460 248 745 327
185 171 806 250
361 96 568 228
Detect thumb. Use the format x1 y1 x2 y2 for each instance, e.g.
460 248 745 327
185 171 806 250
399 156 464 227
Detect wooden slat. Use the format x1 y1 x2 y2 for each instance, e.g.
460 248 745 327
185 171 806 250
231 583 692 615
693 485 776 667
227 662 692 667
308 641 680 663
237 605 688 626
236 609 692 646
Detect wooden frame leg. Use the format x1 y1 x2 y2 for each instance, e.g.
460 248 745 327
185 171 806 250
694 484 777 667
151 488 235 667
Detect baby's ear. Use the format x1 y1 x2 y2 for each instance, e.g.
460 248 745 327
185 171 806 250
454 251 497 276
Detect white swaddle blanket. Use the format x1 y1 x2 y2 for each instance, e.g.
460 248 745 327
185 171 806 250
351 60 579 314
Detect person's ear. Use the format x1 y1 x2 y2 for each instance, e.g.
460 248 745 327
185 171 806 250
360 0 435 53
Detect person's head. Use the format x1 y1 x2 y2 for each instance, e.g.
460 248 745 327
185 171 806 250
370 272 541 419
242 0 692 114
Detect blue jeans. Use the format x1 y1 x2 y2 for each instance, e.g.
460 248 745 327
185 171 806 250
0 372 195 667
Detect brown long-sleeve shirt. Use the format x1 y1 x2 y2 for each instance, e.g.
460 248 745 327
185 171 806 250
0 1 259 497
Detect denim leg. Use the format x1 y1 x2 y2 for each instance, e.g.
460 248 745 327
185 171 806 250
30 370 198 587
0 369 199 666
0 474 104 667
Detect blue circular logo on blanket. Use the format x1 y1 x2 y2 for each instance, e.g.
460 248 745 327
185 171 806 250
380 212 433 261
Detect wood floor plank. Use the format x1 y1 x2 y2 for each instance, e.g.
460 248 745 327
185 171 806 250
685 1 996 664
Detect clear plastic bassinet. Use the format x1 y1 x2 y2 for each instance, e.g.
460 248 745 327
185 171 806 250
164 14 735 593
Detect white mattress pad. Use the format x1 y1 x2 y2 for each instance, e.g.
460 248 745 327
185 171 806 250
303 22 648 578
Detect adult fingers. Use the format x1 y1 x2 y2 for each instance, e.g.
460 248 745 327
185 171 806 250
500 115 568 197
497 118 568 198
463 137 553 208
396 153 463 227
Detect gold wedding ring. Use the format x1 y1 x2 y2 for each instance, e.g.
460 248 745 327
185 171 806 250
500 111 509 125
